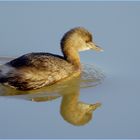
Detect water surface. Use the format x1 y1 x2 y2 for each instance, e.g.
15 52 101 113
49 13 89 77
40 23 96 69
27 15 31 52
0 1 140 139
0 61 104 126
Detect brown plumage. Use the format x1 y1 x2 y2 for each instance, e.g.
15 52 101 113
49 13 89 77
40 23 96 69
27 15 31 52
0 27 103 90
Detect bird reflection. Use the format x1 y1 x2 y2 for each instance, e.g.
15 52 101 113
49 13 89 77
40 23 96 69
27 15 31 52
0 64 104 126
60 78 101 126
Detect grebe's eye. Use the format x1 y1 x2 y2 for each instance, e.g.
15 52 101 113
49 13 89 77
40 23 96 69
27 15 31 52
85 40 90 43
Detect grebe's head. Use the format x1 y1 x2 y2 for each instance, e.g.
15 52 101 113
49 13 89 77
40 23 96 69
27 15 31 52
61 27 103 52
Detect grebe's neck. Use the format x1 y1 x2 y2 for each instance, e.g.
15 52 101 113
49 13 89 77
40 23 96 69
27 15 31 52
61 36 81 69
63 47 80 68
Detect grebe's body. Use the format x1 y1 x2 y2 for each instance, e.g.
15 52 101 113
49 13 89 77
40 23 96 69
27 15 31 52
0 27 103 90
0 53 75 90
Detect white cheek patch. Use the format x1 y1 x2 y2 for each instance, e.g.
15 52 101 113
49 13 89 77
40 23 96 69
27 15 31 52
79 45 90 52
86 43 94 49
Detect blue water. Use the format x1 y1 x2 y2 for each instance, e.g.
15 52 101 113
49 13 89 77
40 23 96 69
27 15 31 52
0 1 140 138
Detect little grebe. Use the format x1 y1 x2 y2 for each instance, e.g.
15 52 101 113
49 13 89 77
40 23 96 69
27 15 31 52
0 27 103 90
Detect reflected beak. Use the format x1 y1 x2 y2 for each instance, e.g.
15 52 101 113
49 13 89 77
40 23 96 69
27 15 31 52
89 102 102 112
87 42 104 52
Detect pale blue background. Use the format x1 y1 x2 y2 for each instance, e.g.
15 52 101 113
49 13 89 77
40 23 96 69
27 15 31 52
0 1 140 138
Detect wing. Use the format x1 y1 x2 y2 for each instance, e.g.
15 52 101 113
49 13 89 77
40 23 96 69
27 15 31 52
7 53 64 68
6 52 74 75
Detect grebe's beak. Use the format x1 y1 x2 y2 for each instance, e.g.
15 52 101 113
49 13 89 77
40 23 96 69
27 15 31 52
88 42 104 52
